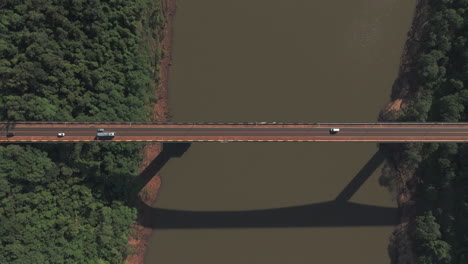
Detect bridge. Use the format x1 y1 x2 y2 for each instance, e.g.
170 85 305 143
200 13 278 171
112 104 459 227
2 122 468 142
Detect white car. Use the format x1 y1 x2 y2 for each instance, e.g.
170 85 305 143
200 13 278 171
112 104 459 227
329 128 340 134
57 132 65 137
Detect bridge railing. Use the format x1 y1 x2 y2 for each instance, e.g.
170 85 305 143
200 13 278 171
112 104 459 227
4 121 468 125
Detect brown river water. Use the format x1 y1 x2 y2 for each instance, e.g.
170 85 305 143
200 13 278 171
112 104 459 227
145 0 415 263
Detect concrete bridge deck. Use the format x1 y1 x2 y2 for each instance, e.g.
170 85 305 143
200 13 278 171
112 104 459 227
2 122 468 143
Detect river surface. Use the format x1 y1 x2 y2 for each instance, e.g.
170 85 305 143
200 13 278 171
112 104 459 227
145 0 415 263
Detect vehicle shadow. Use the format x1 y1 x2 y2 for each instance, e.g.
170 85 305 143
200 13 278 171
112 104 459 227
136 149 395 229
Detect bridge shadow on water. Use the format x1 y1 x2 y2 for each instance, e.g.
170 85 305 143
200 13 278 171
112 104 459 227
136 143 191 192
136 147 397 229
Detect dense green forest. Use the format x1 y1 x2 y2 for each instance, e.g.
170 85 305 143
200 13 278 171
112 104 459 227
389 0 468 263
0 0 163 263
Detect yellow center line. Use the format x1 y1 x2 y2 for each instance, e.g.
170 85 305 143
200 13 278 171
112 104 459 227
7 130 468 135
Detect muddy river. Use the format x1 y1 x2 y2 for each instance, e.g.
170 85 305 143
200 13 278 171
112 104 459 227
145 0 415 263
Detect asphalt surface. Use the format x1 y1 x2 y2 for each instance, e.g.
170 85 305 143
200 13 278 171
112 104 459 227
6 127 468 136
3 123 468 142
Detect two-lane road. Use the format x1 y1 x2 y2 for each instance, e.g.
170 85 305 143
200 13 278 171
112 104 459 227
2 122 468 142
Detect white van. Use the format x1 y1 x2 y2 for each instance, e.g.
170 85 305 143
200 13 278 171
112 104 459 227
97 132 115 137
329 128 340 134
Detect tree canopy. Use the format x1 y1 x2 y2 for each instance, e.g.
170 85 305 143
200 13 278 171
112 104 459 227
390 0 468 263
0 0 164 262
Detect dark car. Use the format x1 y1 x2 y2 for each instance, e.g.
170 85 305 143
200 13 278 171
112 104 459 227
6 132 15 137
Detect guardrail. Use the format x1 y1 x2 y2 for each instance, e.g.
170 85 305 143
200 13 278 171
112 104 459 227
3 121 468 125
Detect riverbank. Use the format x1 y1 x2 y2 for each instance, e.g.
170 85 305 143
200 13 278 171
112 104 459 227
378 0 430 263
126 0 176 263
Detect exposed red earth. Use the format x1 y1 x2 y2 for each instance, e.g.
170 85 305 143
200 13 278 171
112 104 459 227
125 0 176 263
377 0 432 263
